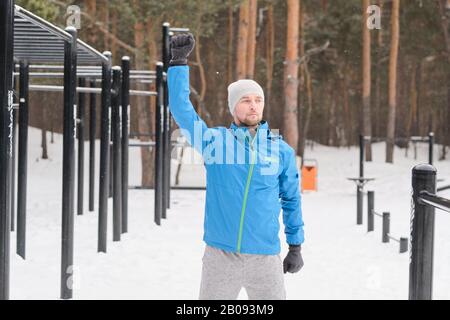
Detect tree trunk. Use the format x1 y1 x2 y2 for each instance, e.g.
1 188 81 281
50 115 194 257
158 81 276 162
134 18 153 187
328 85 337 146
99 0 109 51
386 0 400 163
194 35 207 103
302 61 313 157
407 64 417 139
298 1 305 156
343 66 351 146
227 1 234 85
283 0 300 152
374 0 383 139
84 0 97 44
266 4 274 124
145 17 159 188
246 0 258 78
362 0 372 160
437 0 450 159
236 0 250 79
111 9 117 61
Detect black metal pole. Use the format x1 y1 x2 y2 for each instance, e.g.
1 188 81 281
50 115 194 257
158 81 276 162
88 79 96 212
154 62 164 226
61 26 77 300
367 191 374 232
357 185 363 225
98 51 112 253
162 22 170 218
121 57 130 234
112 66 122 241
356 134 365 225
359 134 364 178
0 0 14 300
382 212 390 243
17 61 28 260
10 69 17 233
77 77 85 216
409 164 436 300
428 132 434 166
400 237 408 254
109 79 114 199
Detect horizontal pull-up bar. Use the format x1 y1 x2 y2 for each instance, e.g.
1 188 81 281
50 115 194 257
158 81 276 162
14 72 156 80
170 27 190 32
29 84 157 96
16 64 156 74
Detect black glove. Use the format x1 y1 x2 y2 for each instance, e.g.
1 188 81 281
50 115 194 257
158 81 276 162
283 245 304 274
169 33 195 66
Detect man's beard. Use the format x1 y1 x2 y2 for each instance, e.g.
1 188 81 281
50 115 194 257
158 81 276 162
240 115 262 127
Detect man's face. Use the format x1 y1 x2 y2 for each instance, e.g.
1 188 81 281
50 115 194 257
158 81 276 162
233 94 264 126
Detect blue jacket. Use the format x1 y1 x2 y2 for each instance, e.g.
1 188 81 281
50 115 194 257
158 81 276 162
168 65 304 255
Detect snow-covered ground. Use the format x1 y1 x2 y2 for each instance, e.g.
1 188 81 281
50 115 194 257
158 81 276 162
8 127 450 299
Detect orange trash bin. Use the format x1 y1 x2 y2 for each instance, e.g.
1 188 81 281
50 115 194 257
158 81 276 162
301 159 318 192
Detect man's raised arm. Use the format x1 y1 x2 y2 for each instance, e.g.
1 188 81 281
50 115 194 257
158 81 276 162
167 33 208 154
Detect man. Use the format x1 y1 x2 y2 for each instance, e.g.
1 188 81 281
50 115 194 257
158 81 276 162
167 33 304 300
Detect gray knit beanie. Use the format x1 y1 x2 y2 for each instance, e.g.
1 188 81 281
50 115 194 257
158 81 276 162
227 79 265 115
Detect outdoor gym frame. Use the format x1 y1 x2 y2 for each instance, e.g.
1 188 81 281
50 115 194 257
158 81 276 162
0 3 165 300
349 133 434 226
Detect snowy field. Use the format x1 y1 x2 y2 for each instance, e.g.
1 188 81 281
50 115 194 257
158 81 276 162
8 127 450 300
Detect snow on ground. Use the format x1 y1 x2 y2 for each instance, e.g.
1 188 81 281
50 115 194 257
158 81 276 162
8 127 450 299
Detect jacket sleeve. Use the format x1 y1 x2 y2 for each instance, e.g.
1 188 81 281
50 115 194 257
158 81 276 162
167 65 208 154
279 144 305 245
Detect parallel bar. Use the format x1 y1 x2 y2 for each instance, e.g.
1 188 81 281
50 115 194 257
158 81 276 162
98 51 112 253
77 77 85 216
387 234 400 243
111 67 122 241
418 191 450 213
17 61 28 260
121 57 130 234
60 26 77 300
372 211 383 218
0 0 14 300
88 80 96 212
437 185 450 192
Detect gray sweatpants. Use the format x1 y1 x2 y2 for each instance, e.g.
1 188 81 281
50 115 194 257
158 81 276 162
199 245 286 300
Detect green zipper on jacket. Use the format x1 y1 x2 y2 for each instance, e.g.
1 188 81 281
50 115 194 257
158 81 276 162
237 135 257 253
